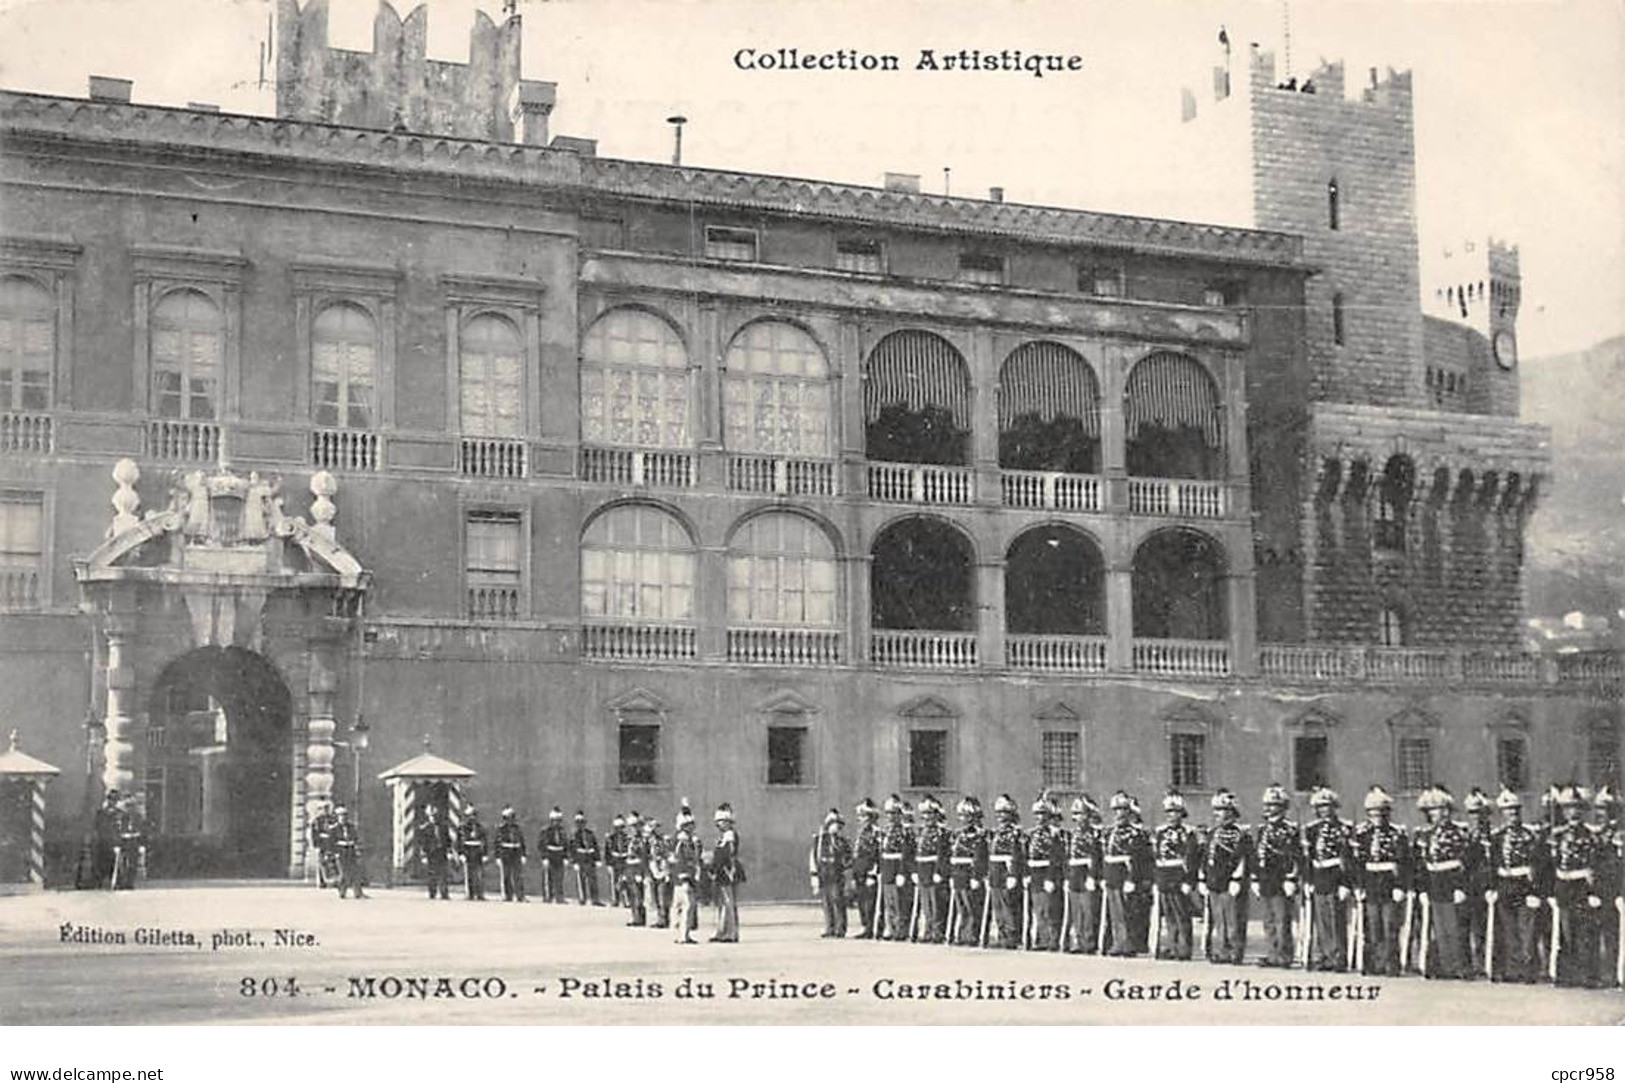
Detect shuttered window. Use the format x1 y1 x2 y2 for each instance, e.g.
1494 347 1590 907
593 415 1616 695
723 321 831 456
582 309 690 448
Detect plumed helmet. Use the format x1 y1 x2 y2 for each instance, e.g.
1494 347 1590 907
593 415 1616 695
549 806 563 819
1576 786 1595 806
884 794 904 814
1495 787 1522 811
574 810 587 822
611 815 626 828
676 799 695 826
626 811 642 826
1210 789 1238 812
1309 787 1339 808
856 797 879 818
501 806 516 819
956 795 982 818
1109 790 1133 811
334 804 349 815
1261 783 1289 807
1162 790 1187 813
1071 794 1100 817
715 802 734 823
823 807 843 827
1554 784 1582 807
1462 787 1491 813
993 793 1017 814
1363 785 1393 811
1594 785 1617 809
1031 795 1050 815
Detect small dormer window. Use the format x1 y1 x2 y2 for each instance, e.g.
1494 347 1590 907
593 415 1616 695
957 252 1004 285
705 226 758 262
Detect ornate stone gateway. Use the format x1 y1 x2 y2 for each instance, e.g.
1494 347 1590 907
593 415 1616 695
74 460 370 878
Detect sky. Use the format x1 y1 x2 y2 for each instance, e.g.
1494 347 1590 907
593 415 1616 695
0 0 1620 358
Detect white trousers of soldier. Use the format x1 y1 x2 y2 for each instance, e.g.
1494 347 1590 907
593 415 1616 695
915 871 942 942
950 881 982 945
672 880 698 943
714 880 739 942
1207 886 1247 963
880 875 909 941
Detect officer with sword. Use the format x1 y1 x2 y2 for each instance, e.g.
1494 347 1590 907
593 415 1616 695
1063 795 1103 954
1200 789 1252 964
1487 786 1548 983
947 796 989 947
1151 790 1201 961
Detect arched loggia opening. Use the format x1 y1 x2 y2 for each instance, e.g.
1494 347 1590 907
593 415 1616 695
998 342 1101 474
144 646 294 878
1125 351 1223 480
1132 528 1228 640
1005 525 1106 635
871 517 976 632
863 331 972 465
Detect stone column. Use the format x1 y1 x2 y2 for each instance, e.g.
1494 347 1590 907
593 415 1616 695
1105 558 1135 673
976 557 1005 670
100 619 139 796
303 637 342 873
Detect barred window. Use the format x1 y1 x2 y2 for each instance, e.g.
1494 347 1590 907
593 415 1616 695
581 505 696 622
0 276 53 411
1041 730 1080 792
767 725 808 786
705 226 758 262
726 513 837 626
1294 735 1329 793
835 238 883 274
581 309 690 448
722 321 831 456
312 302 377 429
459 313 523 437
618 721 661 786
1169 732 1206 789
1497 735 1529 793
909 729 949 789
1397 736 1432 793
151 288 221 419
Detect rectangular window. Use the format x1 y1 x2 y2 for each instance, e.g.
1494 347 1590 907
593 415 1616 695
1293 735 1329 793
1169 732 1206 789
0 491 44 611
957 253 1004 285
465 510 523 621
909 729 949 789
1041 730 1080 792
705 226 758 262
1397 736 1432 793
1081 267 1122 297
1497 736 1529 793
618 722 661 786
1332 292 1346 346
835 238 884 274
1202 286 1229 307
767 725 808 786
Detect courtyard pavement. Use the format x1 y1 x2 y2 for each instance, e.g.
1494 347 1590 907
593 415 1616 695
1 883 1621 1025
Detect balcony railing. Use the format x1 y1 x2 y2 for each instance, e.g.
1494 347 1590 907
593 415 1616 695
1127 477 1226 518
867 462 974 505
1006 634 1108 673
0 563 42 611
1461 650 1541 683
460 436 527 479
580 447 696 488
581 621 697 662
1 411 52 455
1132 638 1231 677
726 454 838 497
1556 652 1623 683
1368 647 1454 682
1001 470 1103 512
145 418 221 463
1257 645 1619 689
870 629 978 669
466 584 522 622
1257 644 1366 681
727 626 843 665
312 428 381 472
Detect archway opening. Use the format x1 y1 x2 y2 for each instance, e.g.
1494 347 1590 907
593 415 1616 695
1005 526 1105 634
1132 528 1228 640
871 518 976 631
143 646 294 877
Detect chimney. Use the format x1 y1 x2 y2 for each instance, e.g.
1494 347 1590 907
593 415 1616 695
507 81 557 146
882 172 921 194
666 115 688 166
87 76 133 103
988 187 1005 203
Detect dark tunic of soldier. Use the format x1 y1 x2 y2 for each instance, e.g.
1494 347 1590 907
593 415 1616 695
1489 796 1548 983
913 809 950 944
876 805 916 943
1024 807 1064 951
572 816 602 906
329 811 365 899
416 811 456 900
1100 800 1151 957
1063 805 1102 955
1200 800 1253 964
1251 791 1301 968
809 811 852 938
948 805 990 948
1353 790 1411 977
538 813 570 903
1549 798 1605 988
494 813 528 902
986 807 1027 951
852 806 882 939
1303 799 1354 972
456 813 490 901
111 802 147 891
1151 802 1201 961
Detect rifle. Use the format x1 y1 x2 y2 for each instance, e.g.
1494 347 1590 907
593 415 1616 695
1297 887 1311 969
1060 882 1072 953
1149 883 1162 959
1419 892 1432 978
1399 891 1415 970
1548 900 1561 982
979 876 994 948
945 884 958 946
1097 882 1110 955
908 875 922 942
1484 894 1497 980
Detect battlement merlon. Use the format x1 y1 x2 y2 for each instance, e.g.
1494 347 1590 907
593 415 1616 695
1186 46 1412 119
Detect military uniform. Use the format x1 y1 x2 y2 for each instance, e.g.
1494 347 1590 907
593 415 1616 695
711 804 742 943
571 814 602 905
1200 790 1252 964
1548 786 1605 987
1151 792 1201 961
622 814 648 925
1589 789 1621 988
1100 792 1151 957
644 819 672 928
852 799 881 939
456 810 489 900
1488 788 1548 983
1063 796 1103 955
809 809 852 938
416 810 455 900
1413 786 1472 979
877 796 916 942
1303 788 1353 972
1251 785 1301 967
669 806 702 944
1462 788 1497 978
948 797 989 947
329 807 365 899
1352 786 1410 976
1024 797 1064 951
308 804 338 888
912 796 950 943
603 818 629 907
494 809 527 902
986 794 1027 950
112 801 147 891
538 809 570 903
93 792 122 890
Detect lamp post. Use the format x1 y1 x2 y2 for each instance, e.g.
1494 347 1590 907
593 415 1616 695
351 715 370 811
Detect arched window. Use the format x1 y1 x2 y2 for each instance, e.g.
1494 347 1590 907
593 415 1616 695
1327 178 1340 231
863 330 971 465
1132 528 1227 640
1375 455 1414 552
997 342 1100 473
151 289 222 419
1124 351 1223 480
870 517 975 631
581 505 695 622
0 276 53 411
582 309 690 448
458 313 523 437
312 302 377 429
723 321 831 456
1005 525 1105 635
727 513 838 626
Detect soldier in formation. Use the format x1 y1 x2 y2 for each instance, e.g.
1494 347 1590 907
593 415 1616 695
494 807 527 902
1302 787 1352 971
809 808 851 938
456 805 489 901
711 803 743 942
329 804 365 899
1200 789 1251 963
1024 796 1064 950
986 794 1026 950
1151 791 1200 960
308 800 338 889
669 802 703 944
1063 795 1102 954
571 811 602 906
912 795 949 943
948 796 988 947
876 795 915 941
417 804 455 901
1099 791 1149 956
538 807 570 904
852 797 881 939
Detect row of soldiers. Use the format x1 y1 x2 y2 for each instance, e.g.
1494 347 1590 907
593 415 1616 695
399 805 606 903
598 802 746 944
807 782 1625 990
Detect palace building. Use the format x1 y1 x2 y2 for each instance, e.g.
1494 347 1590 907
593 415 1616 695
0 1 1616 896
